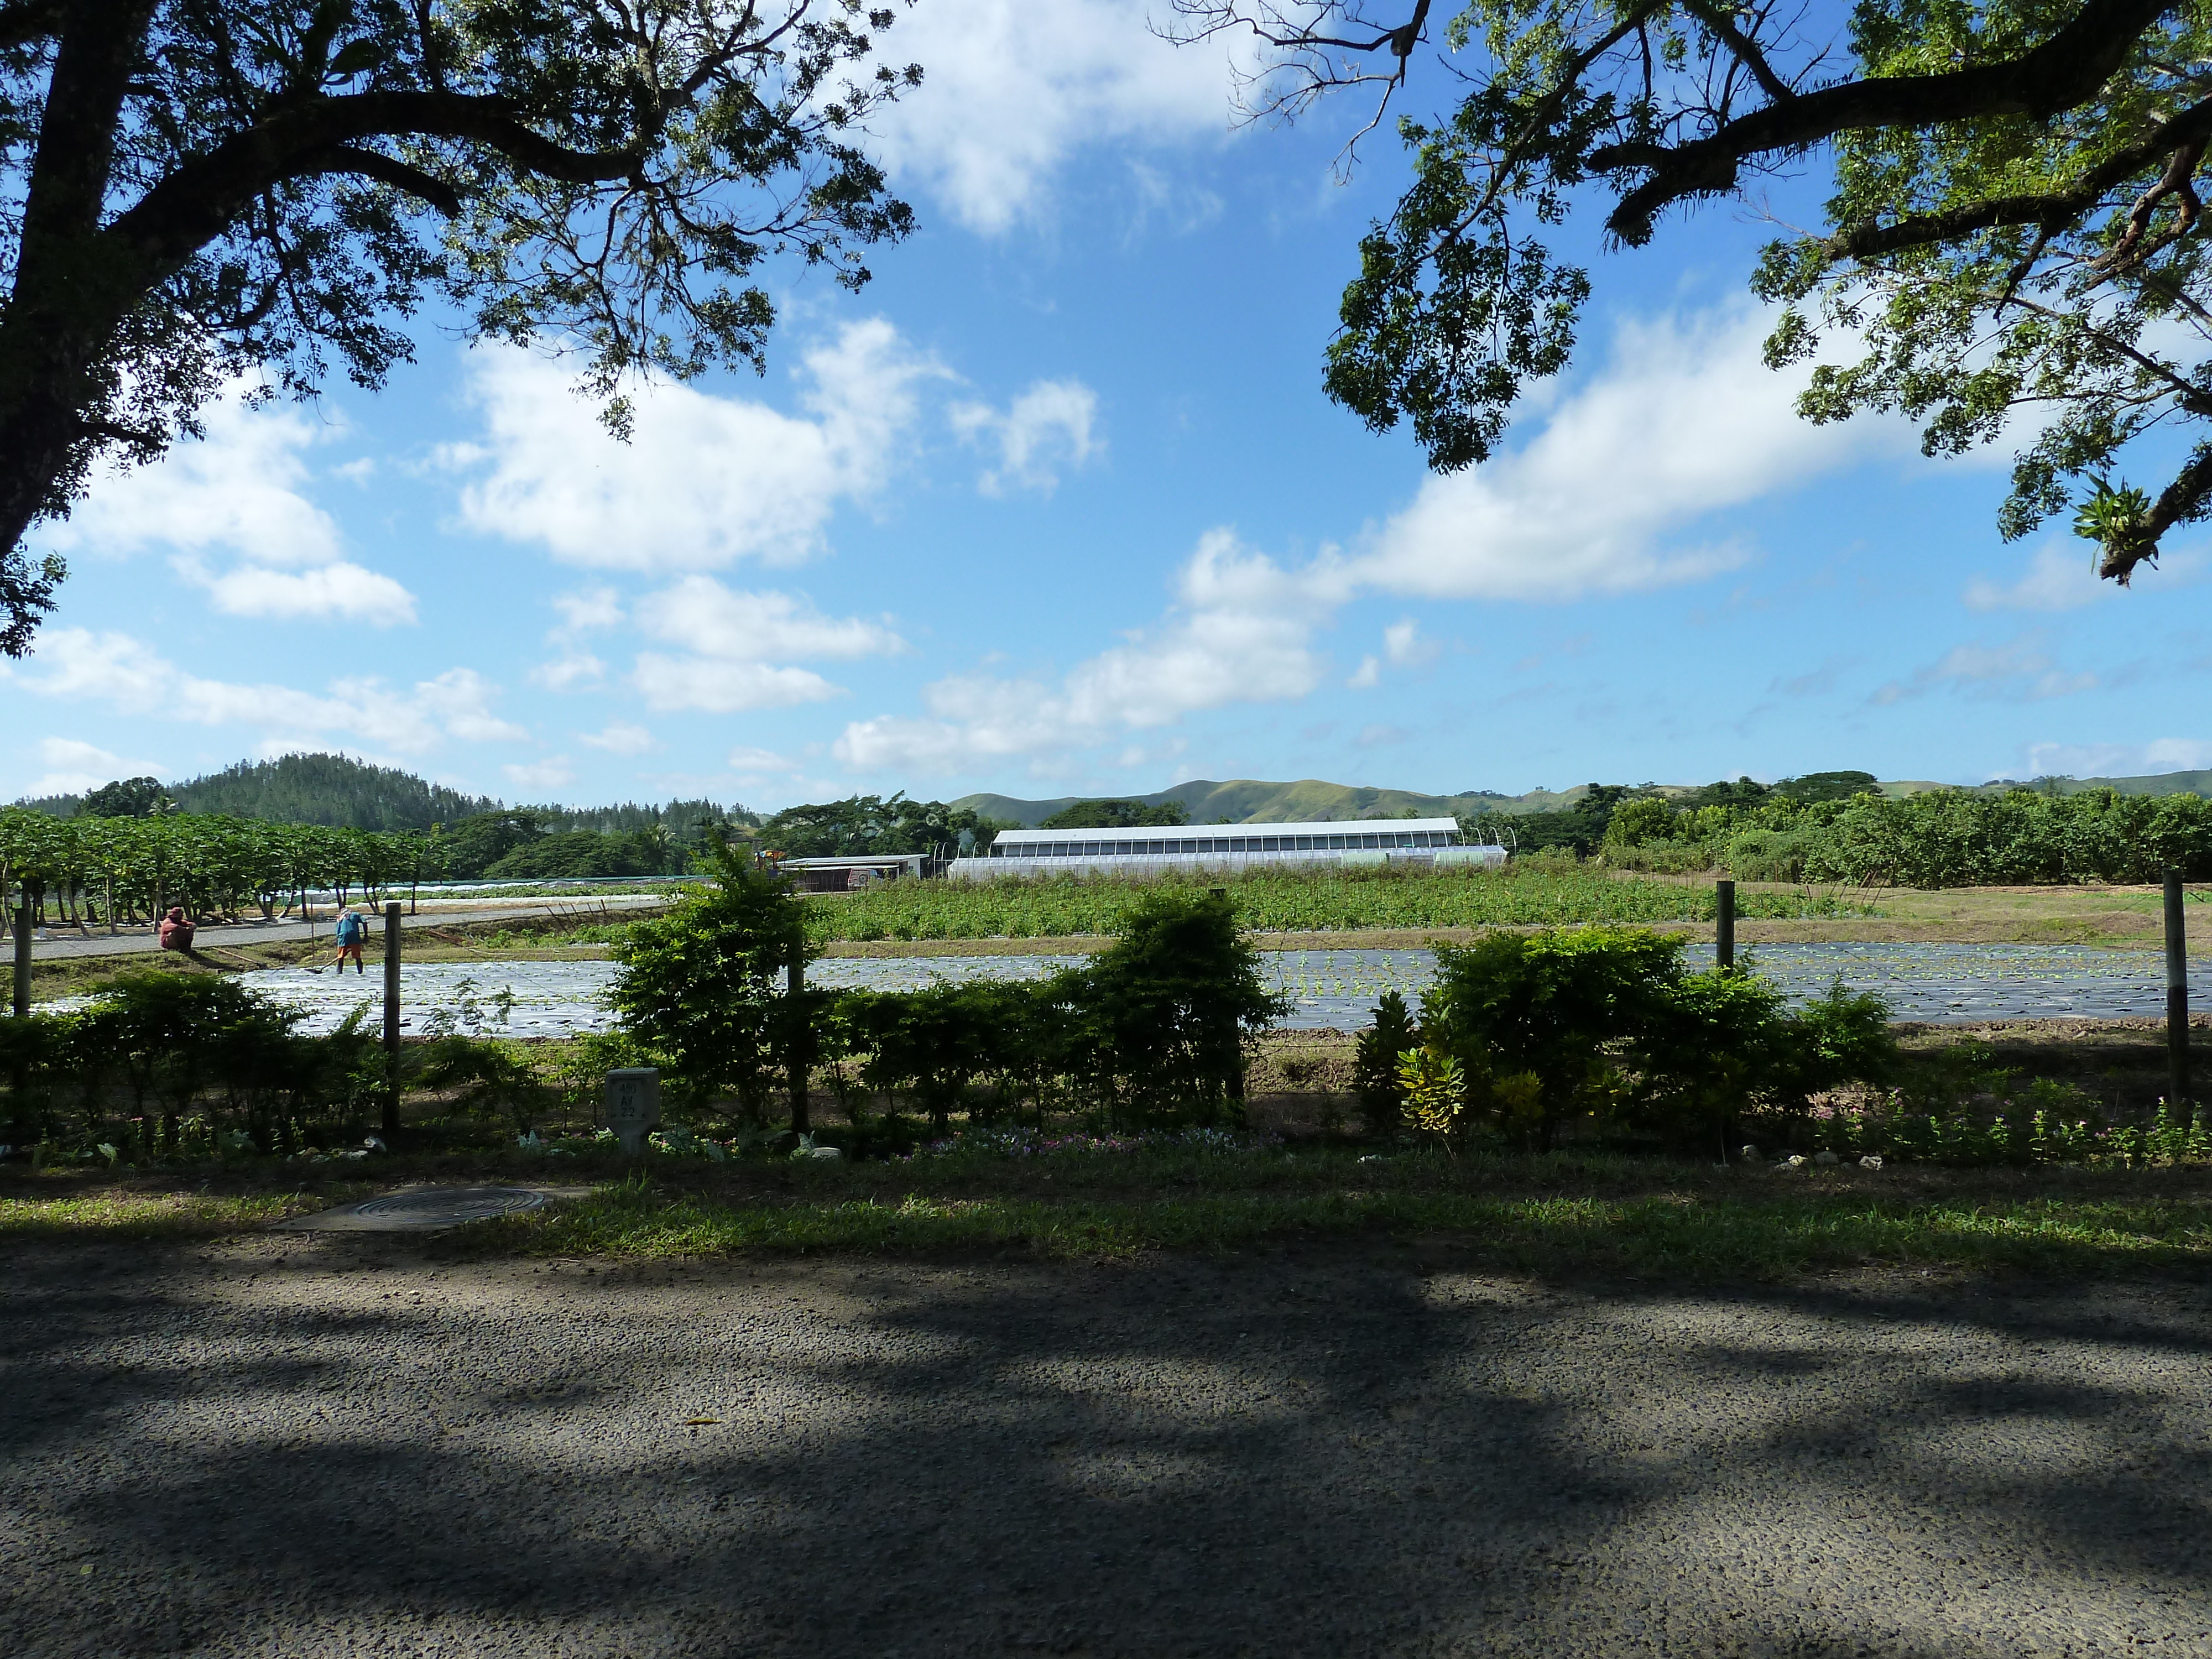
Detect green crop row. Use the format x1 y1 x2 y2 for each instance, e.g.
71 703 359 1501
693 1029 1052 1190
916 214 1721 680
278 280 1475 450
805 866 1871 942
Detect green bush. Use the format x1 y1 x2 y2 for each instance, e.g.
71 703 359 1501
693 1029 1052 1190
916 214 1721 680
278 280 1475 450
608 840 812 1123
1416 928 1901 1152
1 969 381 1159
1060 888 1289 1129
1353 989 1419 1134
845 980 1055 1136
1420 926 1687 1149
414 1037 559 1136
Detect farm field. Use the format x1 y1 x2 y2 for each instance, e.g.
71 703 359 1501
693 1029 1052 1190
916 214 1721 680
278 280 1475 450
20 869 2210 1013
799 865 1872 941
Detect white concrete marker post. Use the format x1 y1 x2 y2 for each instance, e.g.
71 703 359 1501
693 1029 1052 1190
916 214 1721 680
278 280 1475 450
606 1068 662 1155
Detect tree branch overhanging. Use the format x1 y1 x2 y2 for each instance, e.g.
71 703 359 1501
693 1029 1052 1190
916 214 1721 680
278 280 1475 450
0 0 66 53
1593 0 2177 242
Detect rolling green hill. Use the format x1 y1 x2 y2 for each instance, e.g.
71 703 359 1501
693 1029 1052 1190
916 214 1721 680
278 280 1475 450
956 779 1553 827
957 768 2212 826
17 752 754 835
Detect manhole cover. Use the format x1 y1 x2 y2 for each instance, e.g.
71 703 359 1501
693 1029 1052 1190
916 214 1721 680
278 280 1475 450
279 1186 566 1232
354 1187 547 1224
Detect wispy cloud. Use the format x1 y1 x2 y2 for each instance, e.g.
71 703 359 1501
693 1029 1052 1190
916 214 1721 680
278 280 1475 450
1872 635 2097 706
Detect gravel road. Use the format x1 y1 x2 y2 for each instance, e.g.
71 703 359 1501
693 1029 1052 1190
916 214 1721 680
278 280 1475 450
4 1236 2208 1657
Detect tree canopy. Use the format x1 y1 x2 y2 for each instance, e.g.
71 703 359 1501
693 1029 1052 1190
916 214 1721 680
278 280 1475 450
1036 798 1194 830
1173 0 2212 583
0 0 919 654
758 792 1009 858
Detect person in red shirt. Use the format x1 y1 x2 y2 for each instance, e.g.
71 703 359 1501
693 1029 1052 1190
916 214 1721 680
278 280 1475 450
157 907 195 952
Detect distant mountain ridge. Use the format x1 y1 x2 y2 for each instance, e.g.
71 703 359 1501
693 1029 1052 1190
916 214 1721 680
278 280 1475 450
954 769 2212 826
20 753 2206 832
17 752 753 834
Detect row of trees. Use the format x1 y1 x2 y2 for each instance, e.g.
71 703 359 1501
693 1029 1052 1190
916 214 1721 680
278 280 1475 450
1589 787 2212 887
754 794 1011 859
0 806 711 931
1465 773 1881 857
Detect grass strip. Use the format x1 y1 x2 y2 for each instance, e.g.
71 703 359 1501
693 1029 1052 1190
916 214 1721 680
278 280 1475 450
0 1189 346 1239
492 1183 2212 1280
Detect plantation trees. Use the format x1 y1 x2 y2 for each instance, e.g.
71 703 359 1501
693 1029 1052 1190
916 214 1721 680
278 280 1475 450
1175 0 2212 581
0 1 919 655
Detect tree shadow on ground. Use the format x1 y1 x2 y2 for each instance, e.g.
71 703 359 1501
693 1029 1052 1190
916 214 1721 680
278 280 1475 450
3 1241 2209 1657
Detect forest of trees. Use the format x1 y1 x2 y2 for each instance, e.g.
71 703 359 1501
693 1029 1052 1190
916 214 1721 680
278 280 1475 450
755 795 1010 859
14 754 760 883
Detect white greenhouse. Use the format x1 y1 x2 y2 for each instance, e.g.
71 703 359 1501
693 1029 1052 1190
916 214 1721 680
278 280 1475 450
949 817 1505 880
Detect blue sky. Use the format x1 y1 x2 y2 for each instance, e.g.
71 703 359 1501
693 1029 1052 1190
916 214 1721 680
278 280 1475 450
6 1 2210 812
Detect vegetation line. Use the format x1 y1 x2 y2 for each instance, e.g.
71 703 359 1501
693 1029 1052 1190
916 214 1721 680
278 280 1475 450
487 1182 2212 1278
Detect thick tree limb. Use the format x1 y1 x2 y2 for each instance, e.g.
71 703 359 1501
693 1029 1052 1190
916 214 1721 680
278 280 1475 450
105 90 653 274
298 146 465 216
1828 96 2212 261
2111 441 2212 579
1592 0 2177 241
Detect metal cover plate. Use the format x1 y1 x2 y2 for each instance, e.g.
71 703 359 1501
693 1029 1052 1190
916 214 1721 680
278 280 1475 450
278 1185 580 1232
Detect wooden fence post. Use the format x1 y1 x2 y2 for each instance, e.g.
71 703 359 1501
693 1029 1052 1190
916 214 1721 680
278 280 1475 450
11 899 29 1019
383 902 403 1140
1715 879 1736 971
787 938 811 1135
2167 870 2191 1119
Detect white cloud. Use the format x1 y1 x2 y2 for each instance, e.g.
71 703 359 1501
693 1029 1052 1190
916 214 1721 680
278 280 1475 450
873 0 1241 233
551 587 623 633
451 321 943 572
634 657 845 714
1872 635 2098 705
531 586 622 689
834 529 1327 774
1964 542 2106 612
35 384 420 626
190 560 418 625
727 745 801 772
43 390 345 566
1345 306 1908 601
833 302 1917 779
633 577 903 662
532 652 604 691
1384 619 1436 667
15 737 168 800
1966 538 2208 611
626 577 903 712
504 757 575 793
951 379 1101 495
2023 738 2212 778
578 722 655 755
3 629 526 755
1351 618 1437 685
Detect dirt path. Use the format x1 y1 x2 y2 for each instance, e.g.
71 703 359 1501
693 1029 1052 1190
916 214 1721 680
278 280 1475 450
23 895 669 962
4 1236 2207 1657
